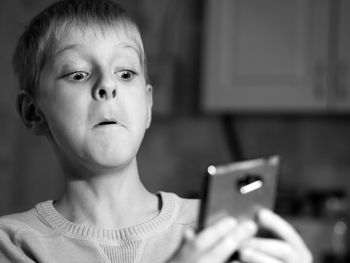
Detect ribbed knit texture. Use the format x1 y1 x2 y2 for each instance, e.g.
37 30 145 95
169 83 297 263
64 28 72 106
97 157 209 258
0 192 199 263
101 241 141 263
36 191 176 241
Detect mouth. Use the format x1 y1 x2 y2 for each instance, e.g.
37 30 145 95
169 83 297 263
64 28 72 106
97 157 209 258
96 118 119 127
99 121 117 125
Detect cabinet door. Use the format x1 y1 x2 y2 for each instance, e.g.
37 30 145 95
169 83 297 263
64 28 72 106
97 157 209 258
202 0 330 112
335 0 350 110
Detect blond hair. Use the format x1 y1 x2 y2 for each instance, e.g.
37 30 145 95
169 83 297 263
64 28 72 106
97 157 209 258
13 0 147 98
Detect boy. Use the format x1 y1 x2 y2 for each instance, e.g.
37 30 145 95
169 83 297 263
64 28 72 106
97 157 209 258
0 0 312 262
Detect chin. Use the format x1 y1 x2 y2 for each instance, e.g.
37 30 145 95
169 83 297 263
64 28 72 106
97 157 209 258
85 148 137 172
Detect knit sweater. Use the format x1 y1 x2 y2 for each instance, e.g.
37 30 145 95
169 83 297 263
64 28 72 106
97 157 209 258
0 192 199 263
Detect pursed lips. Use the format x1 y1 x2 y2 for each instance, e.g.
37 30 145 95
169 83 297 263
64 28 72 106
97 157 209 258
95 118 123 127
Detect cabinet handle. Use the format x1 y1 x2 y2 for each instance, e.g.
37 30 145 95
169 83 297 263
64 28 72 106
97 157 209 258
313 61 326 99
334 60 348 99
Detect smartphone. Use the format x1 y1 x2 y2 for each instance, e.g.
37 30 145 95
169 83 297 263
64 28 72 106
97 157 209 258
197 155 280 231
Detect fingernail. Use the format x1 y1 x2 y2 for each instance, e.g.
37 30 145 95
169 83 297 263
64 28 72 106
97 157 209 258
217 217 237 231
223 217 237 228
259 208 273 220
242 220 257 234
184 228 195 241
241 239 253 248
240 248 253 261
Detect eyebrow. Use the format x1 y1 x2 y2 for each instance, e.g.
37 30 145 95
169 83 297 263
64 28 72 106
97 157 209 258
53 43 141 60
113 43 143 69
116 43 142 61
53 44 83 58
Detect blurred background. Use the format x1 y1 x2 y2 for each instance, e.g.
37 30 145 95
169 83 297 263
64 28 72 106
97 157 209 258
0 0 349 262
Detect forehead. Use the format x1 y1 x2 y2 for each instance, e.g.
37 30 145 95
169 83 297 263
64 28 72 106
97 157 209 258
48 24 144 61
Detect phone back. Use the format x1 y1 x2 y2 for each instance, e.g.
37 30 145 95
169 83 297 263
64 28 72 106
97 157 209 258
198 156 280 230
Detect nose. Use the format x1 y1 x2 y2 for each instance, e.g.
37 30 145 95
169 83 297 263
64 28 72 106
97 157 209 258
93 73 117 101
95 88 117 100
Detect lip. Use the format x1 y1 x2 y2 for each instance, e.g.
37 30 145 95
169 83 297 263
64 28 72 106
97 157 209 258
94 118 121 127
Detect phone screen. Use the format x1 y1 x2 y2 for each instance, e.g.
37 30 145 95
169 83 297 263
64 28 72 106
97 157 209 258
197 156 280 231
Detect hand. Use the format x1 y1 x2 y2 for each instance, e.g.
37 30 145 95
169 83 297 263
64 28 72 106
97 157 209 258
239 209 313 263
168 217 257 263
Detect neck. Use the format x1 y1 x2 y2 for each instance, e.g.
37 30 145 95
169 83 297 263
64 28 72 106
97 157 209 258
54 159 160 229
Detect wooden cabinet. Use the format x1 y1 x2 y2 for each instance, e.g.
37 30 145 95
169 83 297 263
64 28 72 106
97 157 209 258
201 0 349 112
336 0 350 110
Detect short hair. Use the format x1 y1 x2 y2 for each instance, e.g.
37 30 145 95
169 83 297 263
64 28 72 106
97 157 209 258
13 0 147 98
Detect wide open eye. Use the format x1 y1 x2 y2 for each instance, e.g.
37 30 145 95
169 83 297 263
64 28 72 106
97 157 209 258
116 70 136 81
65 71 89 81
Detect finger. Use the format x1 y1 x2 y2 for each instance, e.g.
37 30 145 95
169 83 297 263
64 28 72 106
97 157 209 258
257 209 306 249
194 217 237 251
240 248 283 263
183 227 196 242
169 228 197 262
203 220 257 262
242 237 296 261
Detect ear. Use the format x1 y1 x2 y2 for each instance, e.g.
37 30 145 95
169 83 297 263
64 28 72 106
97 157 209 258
16 90 49 135
145 84 153 129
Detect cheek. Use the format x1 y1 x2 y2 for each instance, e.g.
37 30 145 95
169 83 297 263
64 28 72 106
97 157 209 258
45 94 85 122
127 95 149 128
39 91 88 143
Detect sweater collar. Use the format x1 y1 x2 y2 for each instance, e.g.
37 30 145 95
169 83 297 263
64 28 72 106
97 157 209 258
35 192 177 241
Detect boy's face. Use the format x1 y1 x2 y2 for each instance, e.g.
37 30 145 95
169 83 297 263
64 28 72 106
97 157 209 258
36 26 152 172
